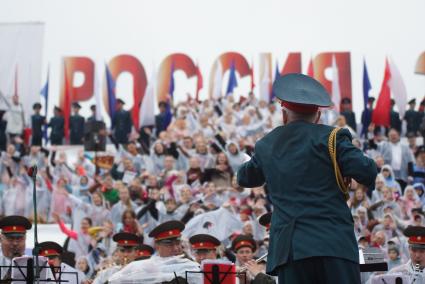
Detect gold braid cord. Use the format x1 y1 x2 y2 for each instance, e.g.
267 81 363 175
328 127 350 201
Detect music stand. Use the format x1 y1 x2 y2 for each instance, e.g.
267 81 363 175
0 256 70 283
359 248 388 273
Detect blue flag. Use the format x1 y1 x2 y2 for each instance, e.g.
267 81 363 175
226 61 238 95
169 62 175 99
362 59 372 136
363 59 372 111
40 68 49 144
271 61 280 102
164 63 175 129
105 64 117 118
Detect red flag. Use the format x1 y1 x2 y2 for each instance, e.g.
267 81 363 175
250 60 255 91
372 59 391 127
196 63 203 102
307 58 314 77
63 63 71 140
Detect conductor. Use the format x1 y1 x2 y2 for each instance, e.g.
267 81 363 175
237 74 378 283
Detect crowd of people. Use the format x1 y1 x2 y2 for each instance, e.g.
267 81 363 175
0 90 425 283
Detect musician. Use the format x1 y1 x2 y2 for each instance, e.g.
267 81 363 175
237 73 378 284
0 215 32 281
189 234 221 264
148 220 186 257
235 216 275 284
36 241 84 284
134 244 154 261
386 226 425 282
232 235 257 267
92 232 139 284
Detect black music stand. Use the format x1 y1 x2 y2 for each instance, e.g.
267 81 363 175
0 257 70 283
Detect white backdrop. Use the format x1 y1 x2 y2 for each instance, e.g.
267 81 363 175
0 22 44 122
0 0 424 123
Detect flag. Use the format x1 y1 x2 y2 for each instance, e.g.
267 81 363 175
93 64 102 121
372 59 391 127
226 61 238 95
362 59 372 136
195 63 203 101
139 67 156 127
0 90 10 110
362 59 372 111
40 67 49 143
212 61 223 99
388 58 407 118
164 63 175 129
105 64 117 118
259 57 271 102
270 61 280 102
250 59 255 91
331 55 341 113
307 57 314 77
182 207 243 241
14 65 18 97
63 62 72 139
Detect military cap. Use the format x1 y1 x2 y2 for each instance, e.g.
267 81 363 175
189 234 220 251
135 244 154 260
33 103 42 110
149 220 185 242
116 98 125 105
341 98 351 104
231 235 257 252
112 232 139 247
404 226 425 249
72 102 81 109
258 212 272 231
0 215 32 237
36 241 63 257
272 73 332 113
408 98 417 105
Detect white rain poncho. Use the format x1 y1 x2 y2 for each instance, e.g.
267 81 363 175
108 255 202 284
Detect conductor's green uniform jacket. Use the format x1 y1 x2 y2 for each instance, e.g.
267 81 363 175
237 121 378 275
